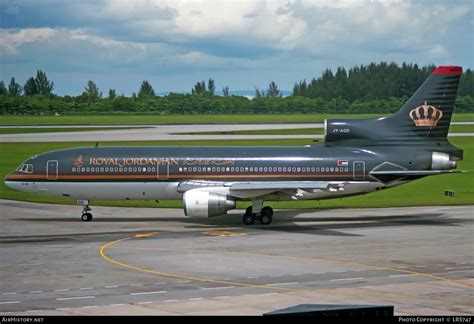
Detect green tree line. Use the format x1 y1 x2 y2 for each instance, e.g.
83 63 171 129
292 62 473 100
1 62 473 115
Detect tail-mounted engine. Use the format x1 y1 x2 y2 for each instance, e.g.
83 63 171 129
431 152 457 170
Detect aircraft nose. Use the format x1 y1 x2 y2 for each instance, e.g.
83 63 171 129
4 172 18 190
4 172 13 182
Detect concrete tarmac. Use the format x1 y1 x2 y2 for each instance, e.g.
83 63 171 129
1 199 473 315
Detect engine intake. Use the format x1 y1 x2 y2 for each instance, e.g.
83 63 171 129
431 152 456 170
183 190 236 218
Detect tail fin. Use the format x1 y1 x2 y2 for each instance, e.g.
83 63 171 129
389 66 462 139
325 66 463 158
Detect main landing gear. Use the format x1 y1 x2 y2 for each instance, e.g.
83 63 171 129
242 200 273 225
78 200 93 222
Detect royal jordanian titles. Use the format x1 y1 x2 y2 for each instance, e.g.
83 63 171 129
5 66 464 225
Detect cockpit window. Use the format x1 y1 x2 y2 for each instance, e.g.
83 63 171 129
17 164 33 173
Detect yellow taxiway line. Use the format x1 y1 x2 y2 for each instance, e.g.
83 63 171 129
99 232 473 306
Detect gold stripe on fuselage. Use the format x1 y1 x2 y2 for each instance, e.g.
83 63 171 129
6 172 353 181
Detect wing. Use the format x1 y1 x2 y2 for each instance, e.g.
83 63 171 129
369 169 462 182
177 180 345 199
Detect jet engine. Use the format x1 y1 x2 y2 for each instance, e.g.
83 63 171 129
183 189 236 218
431 152 457 170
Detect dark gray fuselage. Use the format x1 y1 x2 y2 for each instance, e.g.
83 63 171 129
7 142 432 183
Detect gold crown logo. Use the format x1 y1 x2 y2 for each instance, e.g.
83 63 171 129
73 154 83 168
409 101 443 127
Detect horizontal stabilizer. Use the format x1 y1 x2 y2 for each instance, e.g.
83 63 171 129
370 170 462 176
370 169 462 183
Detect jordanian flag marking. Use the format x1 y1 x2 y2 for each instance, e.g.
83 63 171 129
337 160 349 167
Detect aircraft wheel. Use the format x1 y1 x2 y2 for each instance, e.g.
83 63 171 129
258 214 272 225
243 213 256 225
259 206 273 225
261 206 273 217
81 213 93 222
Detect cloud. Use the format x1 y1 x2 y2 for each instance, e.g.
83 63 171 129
0 28 57 54
0 0 472 94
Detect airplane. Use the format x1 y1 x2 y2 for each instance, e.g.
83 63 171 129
4 66 463 225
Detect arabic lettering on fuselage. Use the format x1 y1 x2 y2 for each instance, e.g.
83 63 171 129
183 158 234 166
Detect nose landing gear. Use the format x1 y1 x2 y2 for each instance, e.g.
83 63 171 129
81 211 93 222
78 200 93 222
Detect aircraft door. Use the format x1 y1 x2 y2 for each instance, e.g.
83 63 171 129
353 161 365 180
47 160 58 180
157 162 169 180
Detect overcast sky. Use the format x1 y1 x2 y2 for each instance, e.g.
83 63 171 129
1 0 473 96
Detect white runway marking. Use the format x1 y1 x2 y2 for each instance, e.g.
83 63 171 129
54 289 69 292
164 299 178 303
267 282 299 286
79 287 94 290
29 291 43 293
1 292 17 295
0 301 20 305
137 301 152 305
110 304 125 307
446 270 473 274
105 286 118 289
389 274 413 278
190 298 204 301
330 278 364 282
57 296 95 301
130 291 167 296
199 286 234 291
